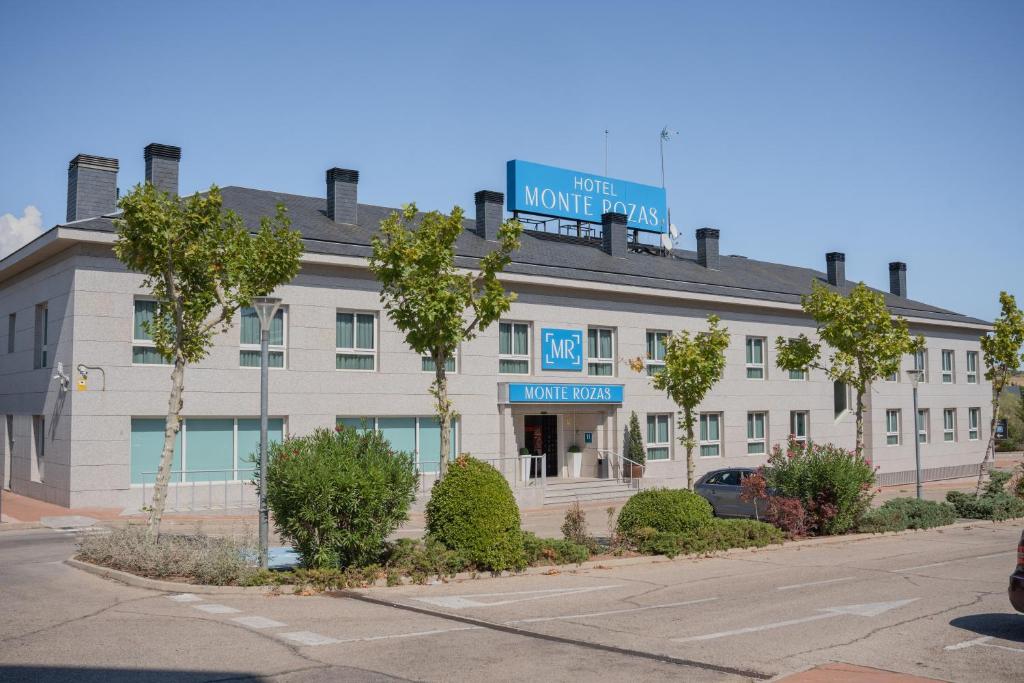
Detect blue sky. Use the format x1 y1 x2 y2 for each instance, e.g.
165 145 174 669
1 1 1021 321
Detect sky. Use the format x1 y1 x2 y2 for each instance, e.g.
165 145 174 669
1 0 1021 321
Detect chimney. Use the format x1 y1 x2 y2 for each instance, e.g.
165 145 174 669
326 167 359 224
66 154 119 222
601 212 627 257
826 252 846 286
144 143 181 196
474 190 504 240
696 227 720 269
889 261 907 298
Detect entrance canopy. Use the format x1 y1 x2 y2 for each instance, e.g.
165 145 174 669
499 382 624 405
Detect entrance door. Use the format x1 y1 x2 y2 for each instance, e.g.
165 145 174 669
524 415 559 478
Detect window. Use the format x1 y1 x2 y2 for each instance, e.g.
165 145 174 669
239 306 286 368
34 303 48 369
746 412 767 454
31 415 44 482
646 414 670 461
132 300 169 365
422 355 457 373
337 416 457 474
885 370 899 382
587 327 615 376
498 322 530 374
129 417 285 484
917 409 929 444
941 350 954 384
913 349 928 383
645 331 668 376
784 337 807 380
699 413 722 457
943 408 956 442
968 407 980 441
336 311 376 370
745 337 765 380
966 351 978 384
790 411 809 443
885 409 901 446
6 313 14 353
834 381 849 418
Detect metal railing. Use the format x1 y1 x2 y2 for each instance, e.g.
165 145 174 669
139 468 256 512
598 449 645 489
417 454 546 495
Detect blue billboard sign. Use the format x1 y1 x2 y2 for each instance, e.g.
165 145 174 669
507 383 624 404
541 328 583 371
506 160 668 234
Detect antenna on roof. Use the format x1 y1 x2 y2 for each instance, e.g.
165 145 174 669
659 233 673 254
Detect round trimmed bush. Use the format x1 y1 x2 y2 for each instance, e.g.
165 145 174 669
616 488 713 538
426 456 525 571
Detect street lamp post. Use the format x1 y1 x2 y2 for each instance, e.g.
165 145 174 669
252 296 282 570
907 369 923 500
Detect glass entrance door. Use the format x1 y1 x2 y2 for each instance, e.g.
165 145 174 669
524 415 559 478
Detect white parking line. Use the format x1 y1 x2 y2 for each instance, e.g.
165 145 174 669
892 552 1007 573
506 597 719 624
193 604 242 614
279 631 342 646
945 636 1024 654
167 593 203 602
336 626 481 643
776 577 855 591
412 584 620 609
231 615 287 629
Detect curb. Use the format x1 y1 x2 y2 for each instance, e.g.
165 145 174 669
63 558 298 595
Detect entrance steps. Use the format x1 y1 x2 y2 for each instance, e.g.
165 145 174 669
542 478 637 506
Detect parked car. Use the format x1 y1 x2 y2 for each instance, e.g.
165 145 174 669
1010 529 1024 613
695 468 761 519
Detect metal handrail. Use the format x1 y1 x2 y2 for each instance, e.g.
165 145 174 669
597 449 645 489
416 454 546 494
140 468 256 512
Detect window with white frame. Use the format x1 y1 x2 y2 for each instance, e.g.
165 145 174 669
913 348 928 383
917 409 929 444
239 306 286 368
745 337 766 380
646 414 670 461
968 407 980 441
966 351 978 384
699 413 722 457
886 369 899 382
498 321 530 374
132 299 169 365
746 412 767 454
885 409 901 446
336 311 376 370
646 330 668 376
943 408 956 442
587 327 615 376
785 339 808 380
422 353 456 373
337 415 457 474
941 349 954 384
790 411 809 443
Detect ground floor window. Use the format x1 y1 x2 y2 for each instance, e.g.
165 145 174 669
337 416 457 474
790 411 809 444
943 409 956 442
917 409 929 444
130 417 285 484
699 413 722 457
968 407 980 441
646 414 670 461
746 412 767 454
885 409 901 446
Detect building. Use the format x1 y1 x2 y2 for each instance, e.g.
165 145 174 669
0 144 992 510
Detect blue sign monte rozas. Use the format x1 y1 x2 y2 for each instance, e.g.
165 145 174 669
508 383 624 404
506 159 668 233
541 328 583 371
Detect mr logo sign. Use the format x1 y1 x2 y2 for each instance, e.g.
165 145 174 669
541 328 583 371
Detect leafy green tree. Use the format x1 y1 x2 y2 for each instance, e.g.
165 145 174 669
977 291 1024 488
631 315 730 488
114 184 303 535
775 282 924 459
369 204 522 475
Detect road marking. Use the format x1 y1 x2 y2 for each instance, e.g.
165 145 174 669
193 603 242 614
279 631 341 646
776 577 854 591
673 599 918 643
506 597 719 624
231 615 287 629
412 584 620 609
945 636 1024 654
335 626 481 643
892 552 1007 573
167 593 203 602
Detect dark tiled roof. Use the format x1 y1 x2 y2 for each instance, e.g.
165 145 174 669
62 186 987 327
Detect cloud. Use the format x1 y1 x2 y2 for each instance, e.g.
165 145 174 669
0 205 44 260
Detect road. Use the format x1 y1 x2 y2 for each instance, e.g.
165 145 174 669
0 523 1021 682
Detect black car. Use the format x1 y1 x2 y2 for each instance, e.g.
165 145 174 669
695 468 761 519
1010 530 1024 613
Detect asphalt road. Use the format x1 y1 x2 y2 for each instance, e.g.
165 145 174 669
0 523 1021 682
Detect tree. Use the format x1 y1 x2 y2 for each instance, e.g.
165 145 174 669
976 291 1024 489
114 184 303 536
630 315 730 488
368 204 522 476
775 281 924 459
624 411 646 467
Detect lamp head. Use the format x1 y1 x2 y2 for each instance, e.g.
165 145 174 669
252 297 282 332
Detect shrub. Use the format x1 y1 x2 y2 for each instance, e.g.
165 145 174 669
382 537 468 581
265 426 417 569
77 526 257 585
947 472 1024 521
522 532 591 566
561 501 591 546
858 506 909 533
633 519 782 558
616 488 713 538
426 455 525 571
